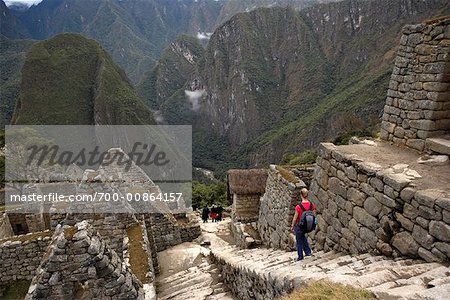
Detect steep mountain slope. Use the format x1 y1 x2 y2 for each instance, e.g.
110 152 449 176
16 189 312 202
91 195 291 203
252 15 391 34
7 0 223 83
214 0 341 26
141 0 450 172
12 33 155 125
0 35 34 126
0 0 30 39
3 0 340 84
138 35 205 114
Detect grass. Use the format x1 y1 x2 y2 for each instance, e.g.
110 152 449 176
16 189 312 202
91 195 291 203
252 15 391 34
64 227 77 240
281 281 376 300
0 230 51 244
126 223 151 284
1 280 31 300
276 165 300 184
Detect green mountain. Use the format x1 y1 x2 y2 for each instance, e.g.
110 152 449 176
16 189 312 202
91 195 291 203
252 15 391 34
3 0 340 84
0 0 30 39
140 0 450 173
8 0 224 83
0 35 34 126
12 33 155 125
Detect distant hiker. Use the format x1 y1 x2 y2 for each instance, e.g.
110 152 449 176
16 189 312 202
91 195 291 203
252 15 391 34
291 188 316 261
202 207 210 223
210 205 218 222
217 206 223 222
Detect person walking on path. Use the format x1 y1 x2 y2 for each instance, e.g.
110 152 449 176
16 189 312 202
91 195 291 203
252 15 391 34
291 188 316 261
202 206 210 223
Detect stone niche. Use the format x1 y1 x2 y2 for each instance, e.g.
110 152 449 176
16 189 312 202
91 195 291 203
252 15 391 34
380 18 450 151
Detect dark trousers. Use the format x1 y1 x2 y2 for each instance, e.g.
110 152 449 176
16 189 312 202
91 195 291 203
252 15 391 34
295 224 311 260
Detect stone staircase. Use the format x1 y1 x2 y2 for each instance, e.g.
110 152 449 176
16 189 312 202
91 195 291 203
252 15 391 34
155 258 234 300
426 135 450 156
205 229 450 300
154 221 235 300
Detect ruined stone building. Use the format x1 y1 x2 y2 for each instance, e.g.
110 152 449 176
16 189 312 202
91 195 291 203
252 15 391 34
0 149 201 299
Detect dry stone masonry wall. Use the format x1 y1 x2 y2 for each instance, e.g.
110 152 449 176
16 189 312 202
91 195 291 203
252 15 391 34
232 194 261 223
380 19 450 151
257 165 307 250
311 143 450 262
26 221 144 300
0 232 51 294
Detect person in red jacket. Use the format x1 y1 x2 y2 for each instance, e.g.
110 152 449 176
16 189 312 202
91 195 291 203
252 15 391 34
291 188 315 261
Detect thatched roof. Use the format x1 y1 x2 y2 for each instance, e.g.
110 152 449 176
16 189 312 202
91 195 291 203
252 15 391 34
227 169 268 195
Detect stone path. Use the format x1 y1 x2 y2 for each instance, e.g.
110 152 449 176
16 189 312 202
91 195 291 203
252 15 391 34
155 219 450 299
204 221 450 300
154 221 235 300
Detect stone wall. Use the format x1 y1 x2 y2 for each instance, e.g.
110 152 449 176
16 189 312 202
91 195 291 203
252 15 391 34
232 194 261 223
145 213 182 253
0 213 13 239
180 224 202 243
0 231 51 293
257 165 307 250
230 221 261 249
380 19 450 151
26 221 144 299
312 143 450 262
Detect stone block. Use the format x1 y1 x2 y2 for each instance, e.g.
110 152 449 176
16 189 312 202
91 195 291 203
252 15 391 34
364 197 382 217
418 247 441 262
374 192 397 208
409 120 436 131
406 139 425 151
424 62 446 73
353 207 378 231
392 231 419 257
369 177 384 192
400 187 416 202
415 189 444 208
423 82 450 92
412 224 435 249
381 121 396 134
383 173 412 192
349 218 359 235
360 227 378 248
416 216 430 229
348 188 366 206
418 205 440 220
404 203 419 219
436 197 450 211
328 177 347 198
429 221 450 242
395 212 414 231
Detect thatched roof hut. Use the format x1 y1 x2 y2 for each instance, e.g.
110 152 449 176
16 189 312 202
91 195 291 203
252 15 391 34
227 169 268 195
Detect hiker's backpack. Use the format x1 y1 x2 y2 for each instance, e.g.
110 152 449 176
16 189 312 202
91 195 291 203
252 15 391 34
298 203 316 233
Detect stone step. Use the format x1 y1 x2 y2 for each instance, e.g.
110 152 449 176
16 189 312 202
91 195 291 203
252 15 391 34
157 272 212 299
426 135 450 156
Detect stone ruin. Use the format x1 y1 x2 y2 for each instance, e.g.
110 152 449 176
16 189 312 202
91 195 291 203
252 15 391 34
209 17 450 300
26 221 144 299
226 17 450 263
0 148 201 298
380 17 450 153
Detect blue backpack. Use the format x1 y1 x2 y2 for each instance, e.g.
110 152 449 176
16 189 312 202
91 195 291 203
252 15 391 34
298 203 316 233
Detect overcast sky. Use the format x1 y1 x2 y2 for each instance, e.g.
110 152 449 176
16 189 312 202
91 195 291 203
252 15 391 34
4 0 43 7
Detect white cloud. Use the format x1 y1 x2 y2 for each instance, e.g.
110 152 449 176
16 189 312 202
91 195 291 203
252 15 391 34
4 0 43 7
196 32 212 40
184 90 205 111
